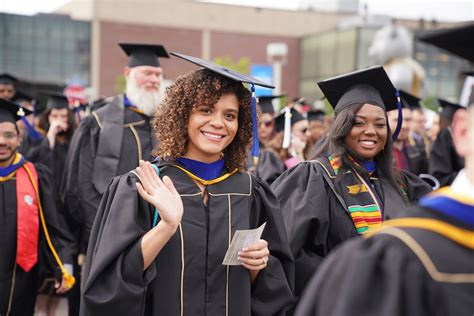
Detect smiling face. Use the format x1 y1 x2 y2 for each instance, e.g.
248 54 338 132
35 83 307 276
0 121 20 167
344 103 388 161
184 92 239 163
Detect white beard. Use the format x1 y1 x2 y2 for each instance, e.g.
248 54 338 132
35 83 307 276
125 71 164 117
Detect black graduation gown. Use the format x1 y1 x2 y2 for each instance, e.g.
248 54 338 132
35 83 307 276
294 206 474 316
18 134 51 168
429 128 464 186
405 141 429 175
246 149 286 185
0 164 75 316
80 163 295 316
270 159 431 296
62 97 154 252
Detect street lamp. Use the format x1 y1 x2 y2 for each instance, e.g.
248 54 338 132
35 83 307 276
266 42 288 104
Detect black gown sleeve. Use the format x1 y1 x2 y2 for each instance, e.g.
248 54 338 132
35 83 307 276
80 173 156 316
271 162 332 296
61 116 102 253
401 170 432 203
428 129 463 186
255 150 286 185
294 234 443 316
250 177 295 315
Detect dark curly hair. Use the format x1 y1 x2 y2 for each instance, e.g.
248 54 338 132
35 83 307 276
152 69 254 171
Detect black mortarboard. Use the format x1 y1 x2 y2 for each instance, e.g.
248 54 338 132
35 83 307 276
417 23 474 63
438 99 464 121
317 66 399 113
170 52 275 162
13 91 36 104
0 98 32 123
464 70 474 77
170 52 275 88
0 73 19 85
399 90 421 109
119 43 169 67
307 109 326 122
258 95 285 114
43 92 69 110
274 108 305 133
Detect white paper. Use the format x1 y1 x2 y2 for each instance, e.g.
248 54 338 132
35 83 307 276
222 222 266 266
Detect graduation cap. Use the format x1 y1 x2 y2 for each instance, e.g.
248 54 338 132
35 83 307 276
416 23 474 63
0 98 32 124
307 109 326 122
317 66 403 141
170 52 275 162
13 91 36 105
258 95 285 114
119 43 169 68
42 92 69 110
0 73 19 85
438 99 464 121
274 107 306 149
399 90 421 109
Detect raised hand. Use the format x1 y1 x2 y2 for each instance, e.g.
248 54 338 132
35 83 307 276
135 160 184 229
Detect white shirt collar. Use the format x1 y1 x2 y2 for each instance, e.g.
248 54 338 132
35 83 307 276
450 169 474 198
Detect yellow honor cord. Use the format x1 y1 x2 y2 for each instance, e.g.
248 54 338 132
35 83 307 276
367 218 474 249
23 164 76 289
172 164 238 186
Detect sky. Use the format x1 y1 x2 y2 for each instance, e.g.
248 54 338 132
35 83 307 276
0 0 473 22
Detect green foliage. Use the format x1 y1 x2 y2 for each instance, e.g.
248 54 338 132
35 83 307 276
213 56 251 75
115 74 126 93
420 96 440 112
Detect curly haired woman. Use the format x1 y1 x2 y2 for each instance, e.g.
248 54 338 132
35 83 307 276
80 53 294 316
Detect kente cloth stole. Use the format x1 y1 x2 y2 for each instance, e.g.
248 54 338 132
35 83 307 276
324 156 383 234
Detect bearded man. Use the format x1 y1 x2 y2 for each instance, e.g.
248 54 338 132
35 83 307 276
62 43 169 254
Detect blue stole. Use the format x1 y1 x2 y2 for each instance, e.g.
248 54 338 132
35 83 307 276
419 188 474 229
0 154 25 177
176 157 226 181
123 95 139 110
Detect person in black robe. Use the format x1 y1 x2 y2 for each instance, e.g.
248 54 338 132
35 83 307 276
37 93 77 191
271 66 431 296
62 43 169 253
246 95 286 184
388 90 429 175
11 88 52 167
35 92 78 315
0 99 75 316
295 93 474 316
429 99 465 186
62 43 169 316
80 54 294 315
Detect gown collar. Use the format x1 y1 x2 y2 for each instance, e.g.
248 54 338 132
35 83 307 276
176 156 227 181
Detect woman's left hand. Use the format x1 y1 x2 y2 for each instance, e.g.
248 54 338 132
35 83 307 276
238 239 269 271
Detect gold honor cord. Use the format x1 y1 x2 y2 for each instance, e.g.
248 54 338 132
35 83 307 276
23 164 76 289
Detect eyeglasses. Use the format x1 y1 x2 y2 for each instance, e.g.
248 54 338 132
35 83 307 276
0 132 19 140
260 120 273 127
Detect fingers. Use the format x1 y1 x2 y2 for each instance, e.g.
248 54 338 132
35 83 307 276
137 161 159 192
238 239 269 270
136 182 150 201
55 280 69 294
162 176 179 195
241 239 268 252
